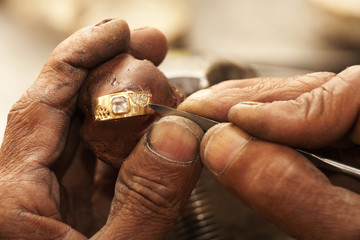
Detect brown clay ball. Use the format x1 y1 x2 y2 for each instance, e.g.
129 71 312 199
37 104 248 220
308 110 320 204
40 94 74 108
78 53 184 168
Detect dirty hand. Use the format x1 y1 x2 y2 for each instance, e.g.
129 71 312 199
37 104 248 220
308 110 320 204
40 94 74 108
179 66 360 239
0 19 203 239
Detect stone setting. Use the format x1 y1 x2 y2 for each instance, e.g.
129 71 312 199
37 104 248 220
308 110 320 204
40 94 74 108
111 96 129 114
94 91 152 121
130 92 151 106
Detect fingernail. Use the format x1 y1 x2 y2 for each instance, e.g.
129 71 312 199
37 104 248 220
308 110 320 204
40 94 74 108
203 123 251 175
94 18 113 26
132 27 149 32
178 89 213 111
148 116 203 164
187 88 212 101
228 102 262 118
306 72 331 77
238 101 261 105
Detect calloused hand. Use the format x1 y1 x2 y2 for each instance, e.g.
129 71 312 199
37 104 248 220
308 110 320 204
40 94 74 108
179 66 360 239
0 19 203 239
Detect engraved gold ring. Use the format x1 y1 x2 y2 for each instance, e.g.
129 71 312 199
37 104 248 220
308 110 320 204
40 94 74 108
94 91 152 121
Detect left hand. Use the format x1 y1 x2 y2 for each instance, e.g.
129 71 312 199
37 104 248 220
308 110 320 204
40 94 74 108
0 19 203 239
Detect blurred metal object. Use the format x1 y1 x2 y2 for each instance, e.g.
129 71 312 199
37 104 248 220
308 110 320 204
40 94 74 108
297 149 360 180
173 177 222 240
160 50 257 96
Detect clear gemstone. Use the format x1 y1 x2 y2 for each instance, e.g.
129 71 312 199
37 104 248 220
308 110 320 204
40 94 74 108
112 96 128 114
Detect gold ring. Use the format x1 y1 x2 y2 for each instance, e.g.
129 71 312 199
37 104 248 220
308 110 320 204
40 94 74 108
94 91 152 121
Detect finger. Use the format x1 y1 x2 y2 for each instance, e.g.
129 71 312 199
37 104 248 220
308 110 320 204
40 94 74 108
228 65 360 147
201 123 360 239
0 214 87 240
127 27 168 66
178 72 334 121
93 116 203 239
28 19 130 113
59 142 96 235
0 19 130 169
91 160 118 233
51 110 84 180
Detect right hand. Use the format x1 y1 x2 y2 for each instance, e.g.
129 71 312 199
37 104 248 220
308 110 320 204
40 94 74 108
179 66 360 239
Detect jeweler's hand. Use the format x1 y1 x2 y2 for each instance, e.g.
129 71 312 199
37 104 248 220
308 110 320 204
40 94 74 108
0 19 203 239
179 66 360 239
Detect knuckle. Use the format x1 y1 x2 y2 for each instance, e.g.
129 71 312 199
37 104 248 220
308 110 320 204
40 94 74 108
242 79 295 102
2 97 67 166
8 90 33 116
245 80 281 94
293 72 335 89
0 209 73 240
2 101 39 163
304 87 328 120
114 168 181 221
34 60 84 112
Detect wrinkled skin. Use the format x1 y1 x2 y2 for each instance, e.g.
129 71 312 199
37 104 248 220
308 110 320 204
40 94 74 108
2 16 360 240
0 19 203 239
179 65 360 239
78 54 183 168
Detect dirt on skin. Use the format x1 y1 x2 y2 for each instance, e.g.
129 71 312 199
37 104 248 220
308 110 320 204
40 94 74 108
78 53 184 168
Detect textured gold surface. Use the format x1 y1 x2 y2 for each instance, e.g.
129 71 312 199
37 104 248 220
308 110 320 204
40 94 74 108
94 91 152 121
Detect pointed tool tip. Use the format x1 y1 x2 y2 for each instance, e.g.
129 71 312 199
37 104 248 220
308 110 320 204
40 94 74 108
148 103 158 111
148 104 169 115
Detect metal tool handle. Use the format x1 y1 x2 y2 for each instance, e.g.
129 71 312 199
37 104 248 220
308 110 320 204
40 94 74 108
296 149 360 180
150 104 360 181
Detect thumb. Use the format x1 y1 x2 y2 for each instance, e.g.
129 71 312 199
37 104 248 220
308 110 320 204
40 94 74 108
200 123 360 239
228 65 360 147
93 116 203 240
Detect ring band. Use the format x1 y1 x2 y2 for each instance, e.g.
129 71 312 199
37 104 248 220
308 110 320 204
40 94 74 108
94 91 152 121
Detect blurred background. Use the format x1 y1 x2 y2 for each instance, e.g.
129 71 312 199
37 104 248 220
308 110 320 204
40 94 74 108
0 0 359 239
1 0 360 140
